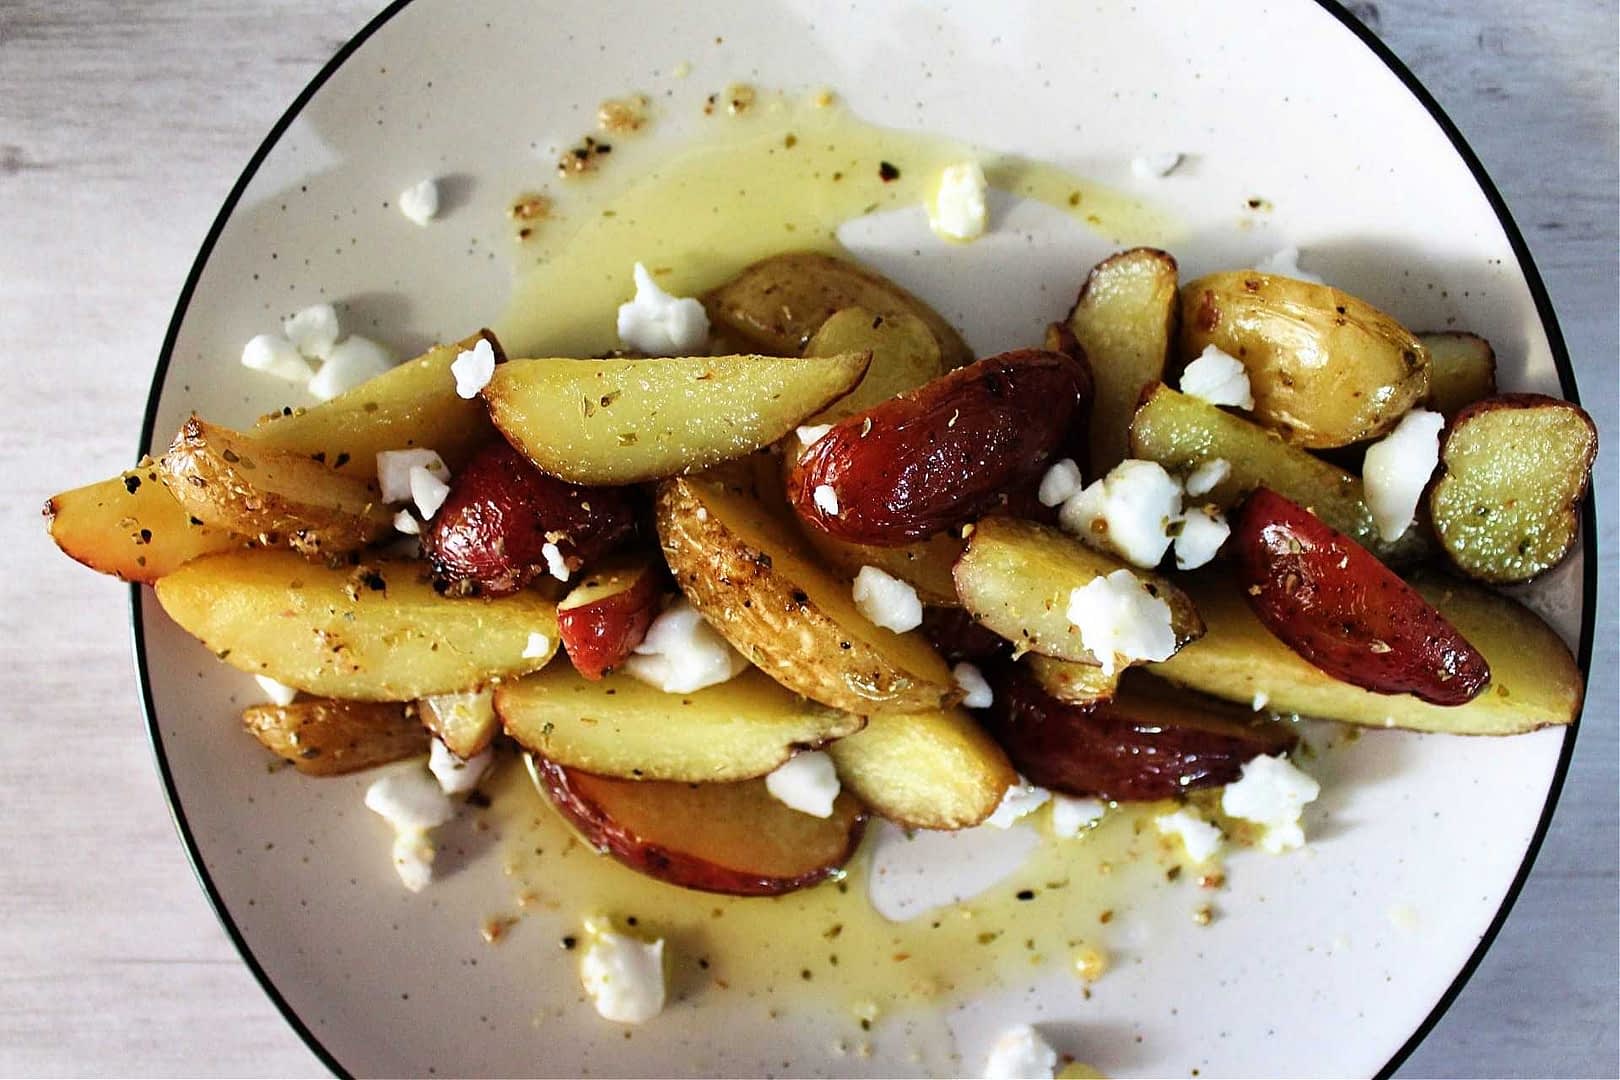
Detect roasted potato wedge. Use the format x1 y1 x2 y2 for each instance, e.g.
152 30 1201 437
497 666 861 782
1179 270 1429 447
529 755 864 896
418 689 499 759
793 527 964 607
1129 384 1430 563
802 307 946 422
1065 247 1178 474
242 698 427 776
154 549 559 701
1152 571 1581 734
160 417 395 559
43 465 241 583
825 707 1015 830
656 475 960 714
1421 331 1497 418
702 251 973 368
485 352 869 485
953 517 1203 664
1025 654 1120 706
556 556 664 679
1430 394 1597 584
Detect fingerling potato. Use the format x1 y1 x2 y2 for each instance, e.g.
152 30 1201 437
44 465 241 583
242 698 427 776
555 556 664 680
1421 331 1497 418
802 307 945 422
1025 654 1120 706
824 707 1015 830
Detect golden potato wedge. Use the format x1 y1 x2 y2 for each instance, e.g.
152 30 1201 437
160 417 394 559
1065 247 1178 473
1430 394 1597 584
825 707 1015 830
155 549 559 701
1025 654 1121 706
485 352 869 485
796 526 964 608
1152 572 1581 734
418 688 500 759
703 251 973 367
1421 331 1497 418
953 516 1203 664
1128 384 1430 563
496 665 861 782
656 475 960 714
802 307 946 422
1179 270 1429 447
43 465 241 583
242 698 427 776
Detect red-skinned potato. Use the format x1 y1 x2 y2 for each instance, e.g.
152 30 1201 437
556 556 664 679
920 606 1011 665
786 349 1092 545
528 755 864 897
1234 488 1489 705
422 441 638 596
983 667 1296 801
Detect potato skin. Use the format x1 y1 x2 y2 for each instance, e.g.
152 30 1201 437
920 606 1011 665
1234 488 1489 705
422 442 638 597
556 557 664 679
241 698 427 776
787 349 1093 545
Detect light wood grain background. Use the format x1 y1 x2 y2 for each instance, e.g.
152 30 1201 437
1 1 1613 1076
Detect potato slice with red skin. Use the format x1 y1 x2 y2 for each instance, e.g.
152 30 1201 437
421 442 638 597
1234 488 1489 705
556 556 664 679
528 755 864 897
786 349 1093 546
983 667 1295 801
920 606 1011 665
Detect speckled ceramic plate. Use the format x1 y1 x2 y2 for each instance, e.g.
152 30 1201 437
133 1 1593 1076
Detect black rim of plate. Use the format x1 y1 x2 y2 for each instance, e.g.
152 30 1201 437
126 2 1598 1077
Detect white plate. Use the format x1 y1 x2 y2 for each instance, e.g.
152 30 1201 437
133 1 1593 1076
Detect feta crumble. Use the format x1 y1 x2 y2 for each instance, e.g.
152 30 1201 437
1252 690 1270 712
984 777 1052 829
283 303 341 359
392 509 420 536
1173 506 1229 570
254 674 299 707
1131 152 1183 180
364 762 456 892
1183 457 1230 498
1180 344 1254 409
796 423 833 449
928 160 989 242
579 915 667 1024
309 334 394 401
1066 569 1177 676
1221 753 1321 853
812 483 840 516
982 1024 1058 1080
1155 807 1223 864
522 631 552 659
428 737 493 797
852 566 923 633
616 262 709 355
240 333 313 383
450 337 496 399
952 661 994 709
624 599 749 693
376 449 449 504
1254 246 1326 285
764 751 841 818
398 177 440 226
541 541 571 582
409 465 451 521
1050 795 1107 838
1362 408 1444 542
1058 459 1182 568
1037 457 1083 507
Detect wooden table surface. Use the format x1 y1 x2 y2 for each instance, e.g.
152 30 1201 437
1 1 1613 1076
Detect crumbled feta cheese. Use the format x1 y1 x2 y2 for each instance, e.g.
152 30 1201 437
1066 569 1177 676
1155 807 1223 863
522 632 552 659
1131 152 1183 180
615 262 709 355
1252 690 1270 712
390 830 435 894
985 777 1052 829
1184 457 1230 498
1180 344 1254 409
450 337 496 399
240 333 314 382
764 751 841 818
813 484 840 516
254 674 299 707
541 541 571 582
852 566 923 633
982 1024 1058 1080
796 423 833 449
365 763 456 892
1362 408 1444 542
624 599 749 693
376 449 449 503
309 334 394 401
952 661 994 709
283 303 341 359
409 465 451 521
1221 753 1321 853
1254 246 1326 285
580 917 667 1024
1050 795 1107 838
398 177 440 226
392 509 420 536
929 160 989 242
1174 506 1229 570
1037 457 1082 507
428 737 493 797
1058 459 1182 568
